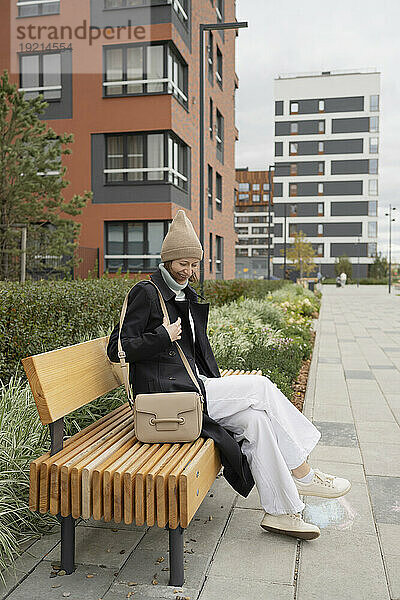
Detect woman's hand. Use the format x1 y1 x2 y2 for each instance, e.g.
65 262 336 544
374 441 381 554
162 316 182 342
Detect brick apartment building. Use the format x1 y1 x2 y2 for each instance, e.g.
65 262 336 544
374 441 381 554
234 168 274 279
1 0 241 279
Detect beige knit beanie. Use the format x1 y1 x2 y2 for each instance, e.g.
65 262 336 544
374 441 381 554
161 210 203 261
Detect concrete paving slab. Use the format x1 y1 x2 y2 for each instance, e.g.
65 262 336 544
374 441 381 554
5 560 114 600
303 482 375 535
350 400 395 423
199 575 295 600
312 403 354 422
366 476 400 524
235 485 262 510
297 529 390 600
312 421 358 447
309 444 363 464
344 370 375 380
360 443 400 476
355 421 400 444
45 526 145 569
377 523 400 556
382 554 400 600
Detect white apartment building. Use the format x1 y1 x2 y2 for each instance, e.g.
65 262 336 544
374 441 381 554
273 69 380 278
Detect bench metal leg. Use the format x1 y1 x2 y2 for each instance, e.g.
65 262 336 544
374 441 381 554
57 514 76 574
168 526 185 587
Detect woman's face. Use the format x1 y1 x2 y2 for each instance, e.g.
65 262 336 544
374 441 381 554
170 258 199 282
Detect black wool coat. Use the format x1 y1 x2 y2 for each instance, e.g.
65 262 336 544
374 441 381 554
107 267 255 497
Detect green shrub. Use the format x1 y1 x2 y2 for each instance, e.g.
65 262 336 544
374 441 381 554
193 278 286 306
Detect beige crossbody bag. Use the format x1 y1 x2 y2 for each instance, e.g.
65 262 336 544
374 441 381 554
114 280 203 443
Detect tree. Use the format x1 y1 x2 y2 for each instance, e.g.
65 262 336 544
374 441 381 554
368 252 389 279
334 255 353 280
0 69 92 280
283 230 317 278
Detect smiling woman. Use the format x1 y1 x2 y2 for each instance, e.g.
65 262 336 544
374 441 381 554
163 258 199 284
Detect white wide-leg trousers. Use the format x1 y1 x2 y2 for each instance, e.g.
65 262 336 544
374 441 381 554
203 374 322 515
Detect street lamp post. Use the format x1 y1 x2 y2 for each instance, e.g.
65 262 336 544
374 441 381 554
385 205 396 294
199 20 248 296
357 236 360 288
283 201 287 279
267 165 275 280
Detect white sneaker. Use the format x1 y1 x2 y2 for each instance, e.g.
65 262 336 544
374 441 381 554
260 512 320 540
293 468 351 498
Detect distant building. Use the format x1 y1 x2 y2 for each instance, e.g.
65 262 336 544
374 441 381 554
273 69 380 278
234 168 274 279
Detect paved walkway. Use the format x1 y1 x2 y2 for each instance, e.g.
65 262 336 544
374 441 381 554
1 285 399 600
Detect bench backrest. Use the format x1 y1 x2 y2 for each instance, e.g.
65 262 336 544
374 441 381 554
21 337 123 425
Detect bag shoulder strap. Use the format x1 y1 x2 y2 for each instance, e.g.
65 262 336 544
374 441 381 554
116 279 202 398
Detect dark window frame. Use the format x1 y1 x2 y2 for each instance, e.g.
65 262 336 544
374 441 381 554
19 50 62 102
216 45 223 88
103 0 190 29
103 40 188 110
216 171 222 211
17 0 60 17
216 108 224 163
104 129 189 192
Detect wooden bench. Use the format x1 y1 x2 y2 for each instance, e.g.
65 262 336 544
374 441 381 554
22 336 261 586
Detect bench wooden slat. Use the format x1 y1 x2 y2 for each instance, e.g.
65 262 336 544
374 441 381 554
145 444 181 527
134 444 173 526
81 429 136 519
44 406 130 515
155 443 193 528
123 444 161 525
59 419 133 517
179 439 221 528
22 337 121 425
103 441 142 522
113 444 150 523
168 438 205 529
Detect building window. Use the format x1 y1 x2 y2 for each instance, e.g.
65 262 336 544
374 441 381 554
290 142 298 155
318 203 324 215
208 32 213 84
318 162 324 175
216 0 224 22
318 183 324 194
263 183 270 191
275 100 284 116
103 42 188 107
368 179 378 195
216 172 222 210
105 131 188 190
216 109 224 162
318 224 323 235
236 248 249 257
369 159 378 174
368 200 377 216
290 164 298 176
253 194 260 202
105 0 189 23
263 194 269 202
318 141 324 153
215 235 223 277
290 102 299 114
289 203 297 215
238 182 249 191
238 193 249 200
252 227 267 234
369 116 379 133
236 227 249 235
252 183 260 191
105 220 169 273
318 99 325 111
275 142 283 156
369 137 379 153
209 98 213 138
19 52 61 100
208 165 213 219
252 248 267 257
216 47 223 87
18 0 59 17
370 95 379 111
289 184 297 197
290 122 298 134
368 221 377 237
318 121 325 133
368 242 377 257
209 232 213 272
317 244 323 256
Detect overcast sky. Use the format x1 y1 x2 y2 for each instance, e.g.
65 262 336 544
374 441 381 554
235 0 400 261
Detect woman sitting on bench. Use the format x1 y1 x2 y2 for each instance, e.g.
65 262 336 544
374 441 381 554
107 210 351 541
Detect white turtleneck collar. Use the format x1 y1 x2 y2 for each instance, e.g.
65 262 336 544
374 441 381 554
158 262 188 299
